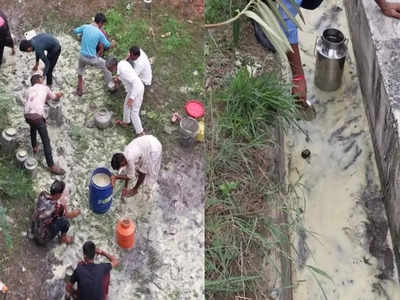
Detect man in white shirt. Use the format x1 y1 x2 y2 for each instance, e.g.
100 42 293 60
106 57 145 136
126 46 152 86
110 135 162 198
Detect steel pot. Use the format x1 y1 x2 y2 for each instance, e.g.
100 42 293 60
314 28 348 91
1 128 18 153
95 108 112 129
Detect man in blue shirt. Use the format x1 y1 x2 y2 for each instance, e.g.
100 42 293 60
73 13 115 96
19 33 61 86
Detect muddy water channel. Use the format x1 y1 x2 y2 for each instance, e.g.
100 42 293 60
288 0 400 299
1 33 204 299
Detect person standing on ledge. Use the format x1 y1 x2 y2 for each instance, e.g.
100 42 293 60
24 74 65 175
73 12 115 96
268 0 400 107
66 241 119 300
110 135 162 199
0 9 15 68
19 33 61 87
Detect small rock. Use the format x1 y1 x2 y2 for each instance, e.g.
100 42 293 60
85 118 96 128
22 266 26 272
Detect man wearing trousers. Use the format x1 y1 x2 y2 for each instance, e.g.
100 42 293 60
19 33 61 86
73 13 115 96
106 57 145 137
24 74 65 175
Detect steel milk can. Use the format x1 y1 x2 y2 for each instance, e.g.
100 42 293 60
314 28 348 91
0 128 18 153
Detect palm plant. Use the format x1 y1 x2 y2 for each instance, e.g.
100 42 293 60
205 0 303 58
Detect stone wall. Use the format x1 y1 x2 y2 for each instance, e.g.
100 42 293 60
344 0 400 276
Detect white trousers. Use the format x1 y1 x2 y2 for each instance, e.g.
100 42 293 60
123 93 143 135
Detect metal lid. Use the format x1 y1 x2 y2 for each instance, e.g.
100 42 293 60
24 157 38 168
16 149 28 159
5 128 17 137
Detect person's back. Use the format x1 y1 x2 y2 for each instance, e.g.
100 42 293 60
72 262 111 300
31 33 60 53
24 83 54 116
31 191 56 246
134 49 152 86
76 24 109 58
117 60 144 95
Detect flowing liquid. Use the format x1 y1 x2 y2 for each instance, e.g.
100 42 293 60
92 173 111 187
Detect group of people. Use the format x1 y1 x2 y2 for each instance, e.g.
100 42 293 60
1 10 162 300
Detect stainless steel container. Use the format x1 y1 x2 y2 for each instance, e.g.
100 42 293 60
95 108 112 129
24 156 38 175
314 28 348 91
179 117 199 148
1 128 18 153
15 149 28 168
48 99 63 126
144 0 152 10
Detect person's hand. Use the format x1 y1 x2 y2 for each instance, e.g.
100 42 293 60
95 248 103 256
32 63 39 71
127 98 134 108
71 209 80 218
292 74 307 106
111 175 117 187
380 3 400 19
127 188 138 197
55 92 63 100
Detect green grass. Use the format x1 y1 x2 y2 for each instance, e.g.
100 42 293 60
205 0 247 24
205 61 301 297
220 68 297 141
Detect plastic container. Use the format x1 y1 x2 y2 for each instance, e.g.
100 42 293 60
116 218 135 250
89 167 113 214
185 100 204 119
196 119 205 142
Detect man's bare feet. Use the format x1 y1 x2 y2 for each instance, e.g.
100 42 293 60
114 120 129 128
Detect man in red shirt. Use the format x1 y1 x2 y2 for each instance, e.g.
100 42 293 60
66 241 119 300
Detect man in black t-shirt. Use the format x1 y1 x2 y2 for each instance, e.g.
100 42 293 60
66 241 119 300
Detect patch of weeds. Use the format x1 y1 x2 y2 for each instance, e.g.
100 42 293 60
0 90 11 129
0 206 13 250
0 153 35 200
220 68 297 141
205 0 247 24
160 16 192 55
69 125 89 155
105 9 151 58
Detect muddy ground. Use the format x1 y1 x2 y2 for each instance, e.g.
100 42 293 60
0 1 204 299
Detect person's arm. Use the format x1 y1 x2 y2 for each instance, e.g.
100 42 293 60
96 248 119 268
73 25 84 35
129 171 146 195
375 0 400 18
46 87 62 101
99 32 111 49
66 269 79 300
34 47 50 75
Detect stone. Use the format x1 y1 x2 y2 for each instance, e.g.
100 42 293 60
163 125 176 135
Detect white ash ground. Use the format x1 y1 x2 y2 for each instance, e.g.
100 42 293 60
1 32 204 299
